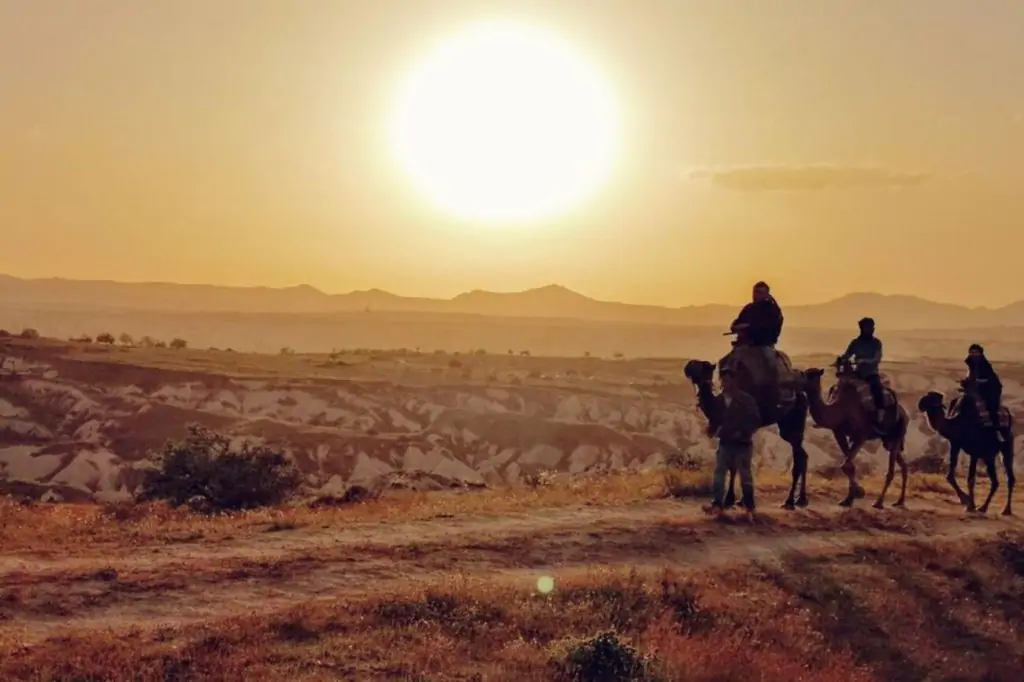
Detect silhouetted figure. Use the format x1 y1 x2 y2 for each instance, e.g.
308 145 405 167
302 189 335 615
705 367 761 514
965 343 1003 430
838 317 885 424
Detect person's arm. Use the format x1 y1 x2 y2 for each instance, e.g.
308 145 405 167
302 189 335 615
730 304 753 332
739 394 762 439
838 338 857 362
980 360 1001 387
705 395 724 436
773 305 784 335
863 339 882 366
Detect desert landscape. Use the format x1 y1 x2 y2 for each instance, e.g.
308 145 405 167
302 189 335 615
5 1 1024 678
2 318 1023 680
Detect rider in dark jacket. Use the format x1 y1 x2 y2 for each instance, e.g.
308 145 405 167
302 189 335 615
730 281 783 346
726 282 784 399
965 343 1002 427
838 317 885 422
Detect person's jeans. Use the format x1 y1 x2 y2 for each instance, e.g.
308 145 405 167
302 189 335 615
713 440 755 508
862 372 885 412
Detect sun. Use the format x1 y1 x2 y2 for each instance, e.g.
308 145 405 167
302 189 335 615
387 21 621 223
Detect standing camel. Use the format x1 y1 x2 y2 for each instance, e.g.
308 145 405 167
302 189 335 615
917 390 1014 516
803 362 909 508
683 359 810 509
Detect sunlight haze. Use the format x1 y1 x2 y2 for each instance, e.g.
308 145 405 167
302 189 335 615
2 0 1023 307
388 20 620 223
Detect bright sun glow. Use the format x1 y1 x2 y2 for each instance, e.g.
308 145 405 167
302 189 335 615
388 21 621 223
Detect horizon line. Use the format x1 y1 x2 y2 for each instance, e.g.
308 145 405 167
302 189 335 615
0 272 1005 311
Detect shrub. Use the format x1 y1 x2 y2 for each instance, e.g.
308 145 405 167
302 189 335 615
96 332 116 344
137 425 302 512
20 328 40 340
554 632 654 682
448 357 463 368
169 338 188 350
118 332 135 346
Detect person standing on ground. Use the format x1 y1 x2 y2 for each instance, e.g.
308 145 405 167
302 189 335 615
706 366 762 514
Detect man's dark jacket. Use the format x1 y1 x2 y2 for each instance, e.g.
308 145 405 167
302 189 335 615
732 296 783 346
966 355 1002 392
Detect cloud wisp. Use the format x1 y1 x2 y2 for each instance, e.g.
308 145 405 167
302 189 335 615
685 164 930 191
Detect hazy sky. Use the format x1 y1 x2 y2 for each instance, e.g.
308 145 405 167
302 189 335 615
2 0 1023 307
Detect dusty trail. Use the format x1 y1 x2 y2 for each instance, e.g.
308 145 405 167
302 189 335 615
1 497 1020 646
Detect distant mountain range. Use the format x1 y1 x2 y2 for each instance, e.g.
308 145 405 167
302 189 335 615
0 274 1019 330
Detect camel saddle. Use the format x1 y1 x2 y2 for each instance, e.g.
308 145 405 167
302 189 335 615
948 392 1011 430
826 373 900 432
718 345 801 420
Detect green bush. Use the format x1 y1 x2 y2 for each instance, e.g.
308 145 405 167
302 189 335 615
138 425 302 512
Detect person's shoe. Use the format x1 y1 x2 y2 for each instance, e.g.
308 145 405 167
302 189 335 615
702 502 724 516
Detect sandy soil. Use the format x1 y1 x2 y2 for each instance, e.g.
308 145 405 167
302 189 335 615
2 491 1019 648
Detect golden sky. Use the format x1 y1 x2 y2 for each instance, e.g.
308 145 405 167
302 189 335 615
2 0 1023 307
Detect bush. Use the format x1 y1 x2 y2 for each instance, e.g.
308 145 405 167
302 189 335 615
118 332 135 346
138 425 302 512
20 328 40 340
554 632 654 682
169 338 188 350
96 332 116 344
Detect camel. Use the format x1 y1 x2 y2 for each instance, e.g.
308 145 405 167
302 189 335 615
917 390 1015 516
803 362 909 508
683 359 810 509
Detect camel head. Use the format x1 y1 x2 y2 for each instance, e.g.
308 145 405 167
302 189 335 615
917 391 945 414
683 359 715 385
803 368 825 386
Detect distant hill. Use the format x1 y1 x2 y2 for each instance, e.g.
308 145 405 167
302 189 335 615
0 274 1017 330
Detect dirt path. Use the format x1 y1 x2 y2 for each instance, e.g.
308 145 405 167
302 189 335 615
1 498 1020 646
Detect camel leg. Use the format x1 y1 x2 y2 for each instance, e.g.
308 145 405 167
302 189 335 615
779 434 804 510
978 456 999 514
792 443 810 508
946 444 970 506
1002 436 1015 516
873 437 909 509
797 446 810 507
894 445 909 508
965 457 979 513
873 443 898 509
836 432 864 507
779 406 809 509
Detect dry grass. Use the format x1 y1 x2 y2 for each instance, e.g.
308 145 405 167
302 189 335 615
0 466 967 558
2 533 1021 681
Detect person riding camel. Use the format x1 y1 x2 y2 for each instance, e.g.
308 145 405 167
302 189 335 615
837 317 886 424
724 281 784 399
964 343 1002 429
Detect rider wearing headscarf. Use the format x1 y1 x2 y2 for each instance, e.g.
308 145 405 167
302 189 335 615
965 343 1002 426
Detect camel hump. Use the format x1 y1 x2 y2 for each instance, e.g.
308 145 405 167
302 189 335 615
949 392 1012 429
719 345 801 421
774 349 794 373
848 376 898 408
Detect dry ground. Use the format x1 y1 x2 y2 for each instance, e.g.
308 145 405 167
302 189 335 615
2 469 1023 681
